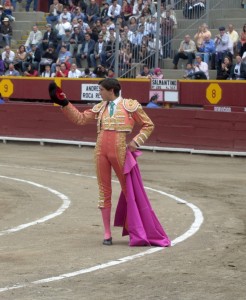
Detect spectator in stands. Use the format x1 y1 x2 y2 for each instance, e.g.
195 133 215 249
121 0 132 21
2 44 15 69
146 94 161 108
227 24 239 57
68 62 81 78
4 62 19 76
191 54 209 79
76 32 95 68
46 0 64 25
59 7 72 22
23 43 41 72
138 43 151 65
72 6 85 22
40 64 53 77
0 5 8 24
239 24 246 57
53 62 69 77
80 67 96 77
128 16 138 33
0 17 12 46
133 0 144 19
132 24 145 52
119 42 132 76
41 23 58 54
25 25 43 52
92 64 107 77
25 0 38 12
146 0 156 16
173 34 196 69
197 35 215 68
100 2 109 22
56 44 72 67
107 0 121 23
136 64 153 78
55 15 72 40
84 0 99 24
148 33 163 68
152 67 163 79
99 25 109 42
161 10 175 58
90 34 107 68
0 93 5 103
229 55 246 80
23 63 38 76
107 68 115 78
3 0 15 21
0 54 5 75
69 25 84 58
194 23 211 51
14 44 27 73
105 32 116 67
77 18 89 34
158 5 177 29
40 45 58 73
216 56 232 80
214 26 232 71
61 28 72 51
183 62 195 79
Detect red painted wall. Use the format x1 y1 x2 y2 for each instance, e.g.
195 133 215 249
1 103 246 152
2 78 246 108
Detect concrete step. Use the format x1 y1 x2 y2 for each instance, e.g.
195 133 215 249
212 18 246 29
13 11 45 22
163 69 217 80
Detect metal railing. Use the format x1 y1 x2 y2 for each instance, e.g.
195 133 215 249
116 0 242 78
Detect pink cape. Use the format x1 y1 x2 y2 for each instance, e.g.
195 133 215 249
114 150 171 247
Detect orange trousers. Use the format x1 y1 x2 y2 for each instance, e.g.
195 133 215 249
94 130 127 208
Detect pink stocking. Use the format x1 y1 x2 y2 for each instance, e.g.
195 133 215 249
101 207 111 239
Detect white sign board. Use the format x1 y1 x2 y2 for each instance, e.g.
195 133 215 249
81 84 102 101
151 79 178 90
164 91 179 103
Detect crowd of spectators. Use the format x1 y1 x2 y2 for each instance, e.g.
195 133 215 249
0 0 245 81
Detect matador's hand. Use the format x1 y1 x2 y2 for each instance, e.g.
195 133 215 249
128 140 138 152
49 82 69 107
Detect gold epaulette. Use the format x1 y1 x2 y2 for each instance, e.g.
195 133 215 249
92 101 106 113
123 98 140 112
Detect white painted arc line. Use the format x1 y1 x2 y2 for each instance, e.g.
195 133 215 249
0 176 71 236
0 166 204 293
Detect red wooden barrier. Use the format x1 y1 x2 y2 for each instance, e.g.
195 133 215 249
1 103 246 152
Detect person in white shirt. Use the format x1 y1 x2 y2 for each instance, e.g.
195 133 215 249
187 54 209 79
59 7 72 23
107 0 121 22
68 63 82 78
2 45 15 69
25 25 43 52
55 16 72 39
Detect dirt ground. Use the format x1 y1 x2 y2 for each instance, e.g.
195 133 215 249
0 143 245 300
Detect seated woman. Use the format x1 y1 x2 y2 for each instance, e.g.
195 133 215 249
23 63 39 77
14 44 27 74
216 56 232 80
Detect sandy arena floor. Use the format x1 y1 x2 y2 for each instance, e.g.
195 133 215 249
0 143 245 300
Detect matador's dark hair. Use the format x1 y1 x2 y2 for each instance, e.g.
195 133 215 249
98 78 121 97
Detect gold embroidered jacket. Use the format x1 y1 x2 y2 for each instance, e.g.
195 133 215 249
62 97 154 146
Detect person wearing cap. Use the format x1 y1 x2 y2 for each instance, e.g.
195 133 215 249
0 17 12 46
152 68 163 79
0 4 8 24
3 0 15 22
55 15 72 40
24 25 43 52
41 23 58 53
48 78 154 245
46 0 64 25
25 0 38 12
214 26 232 71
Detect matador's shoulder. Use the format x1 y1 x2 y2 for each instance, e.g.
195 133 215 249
92 101 106 113
122 98 141 112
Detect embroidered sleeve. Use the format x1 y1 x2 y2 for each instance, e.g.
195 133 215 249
131 105 154 146
62 102 96 125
